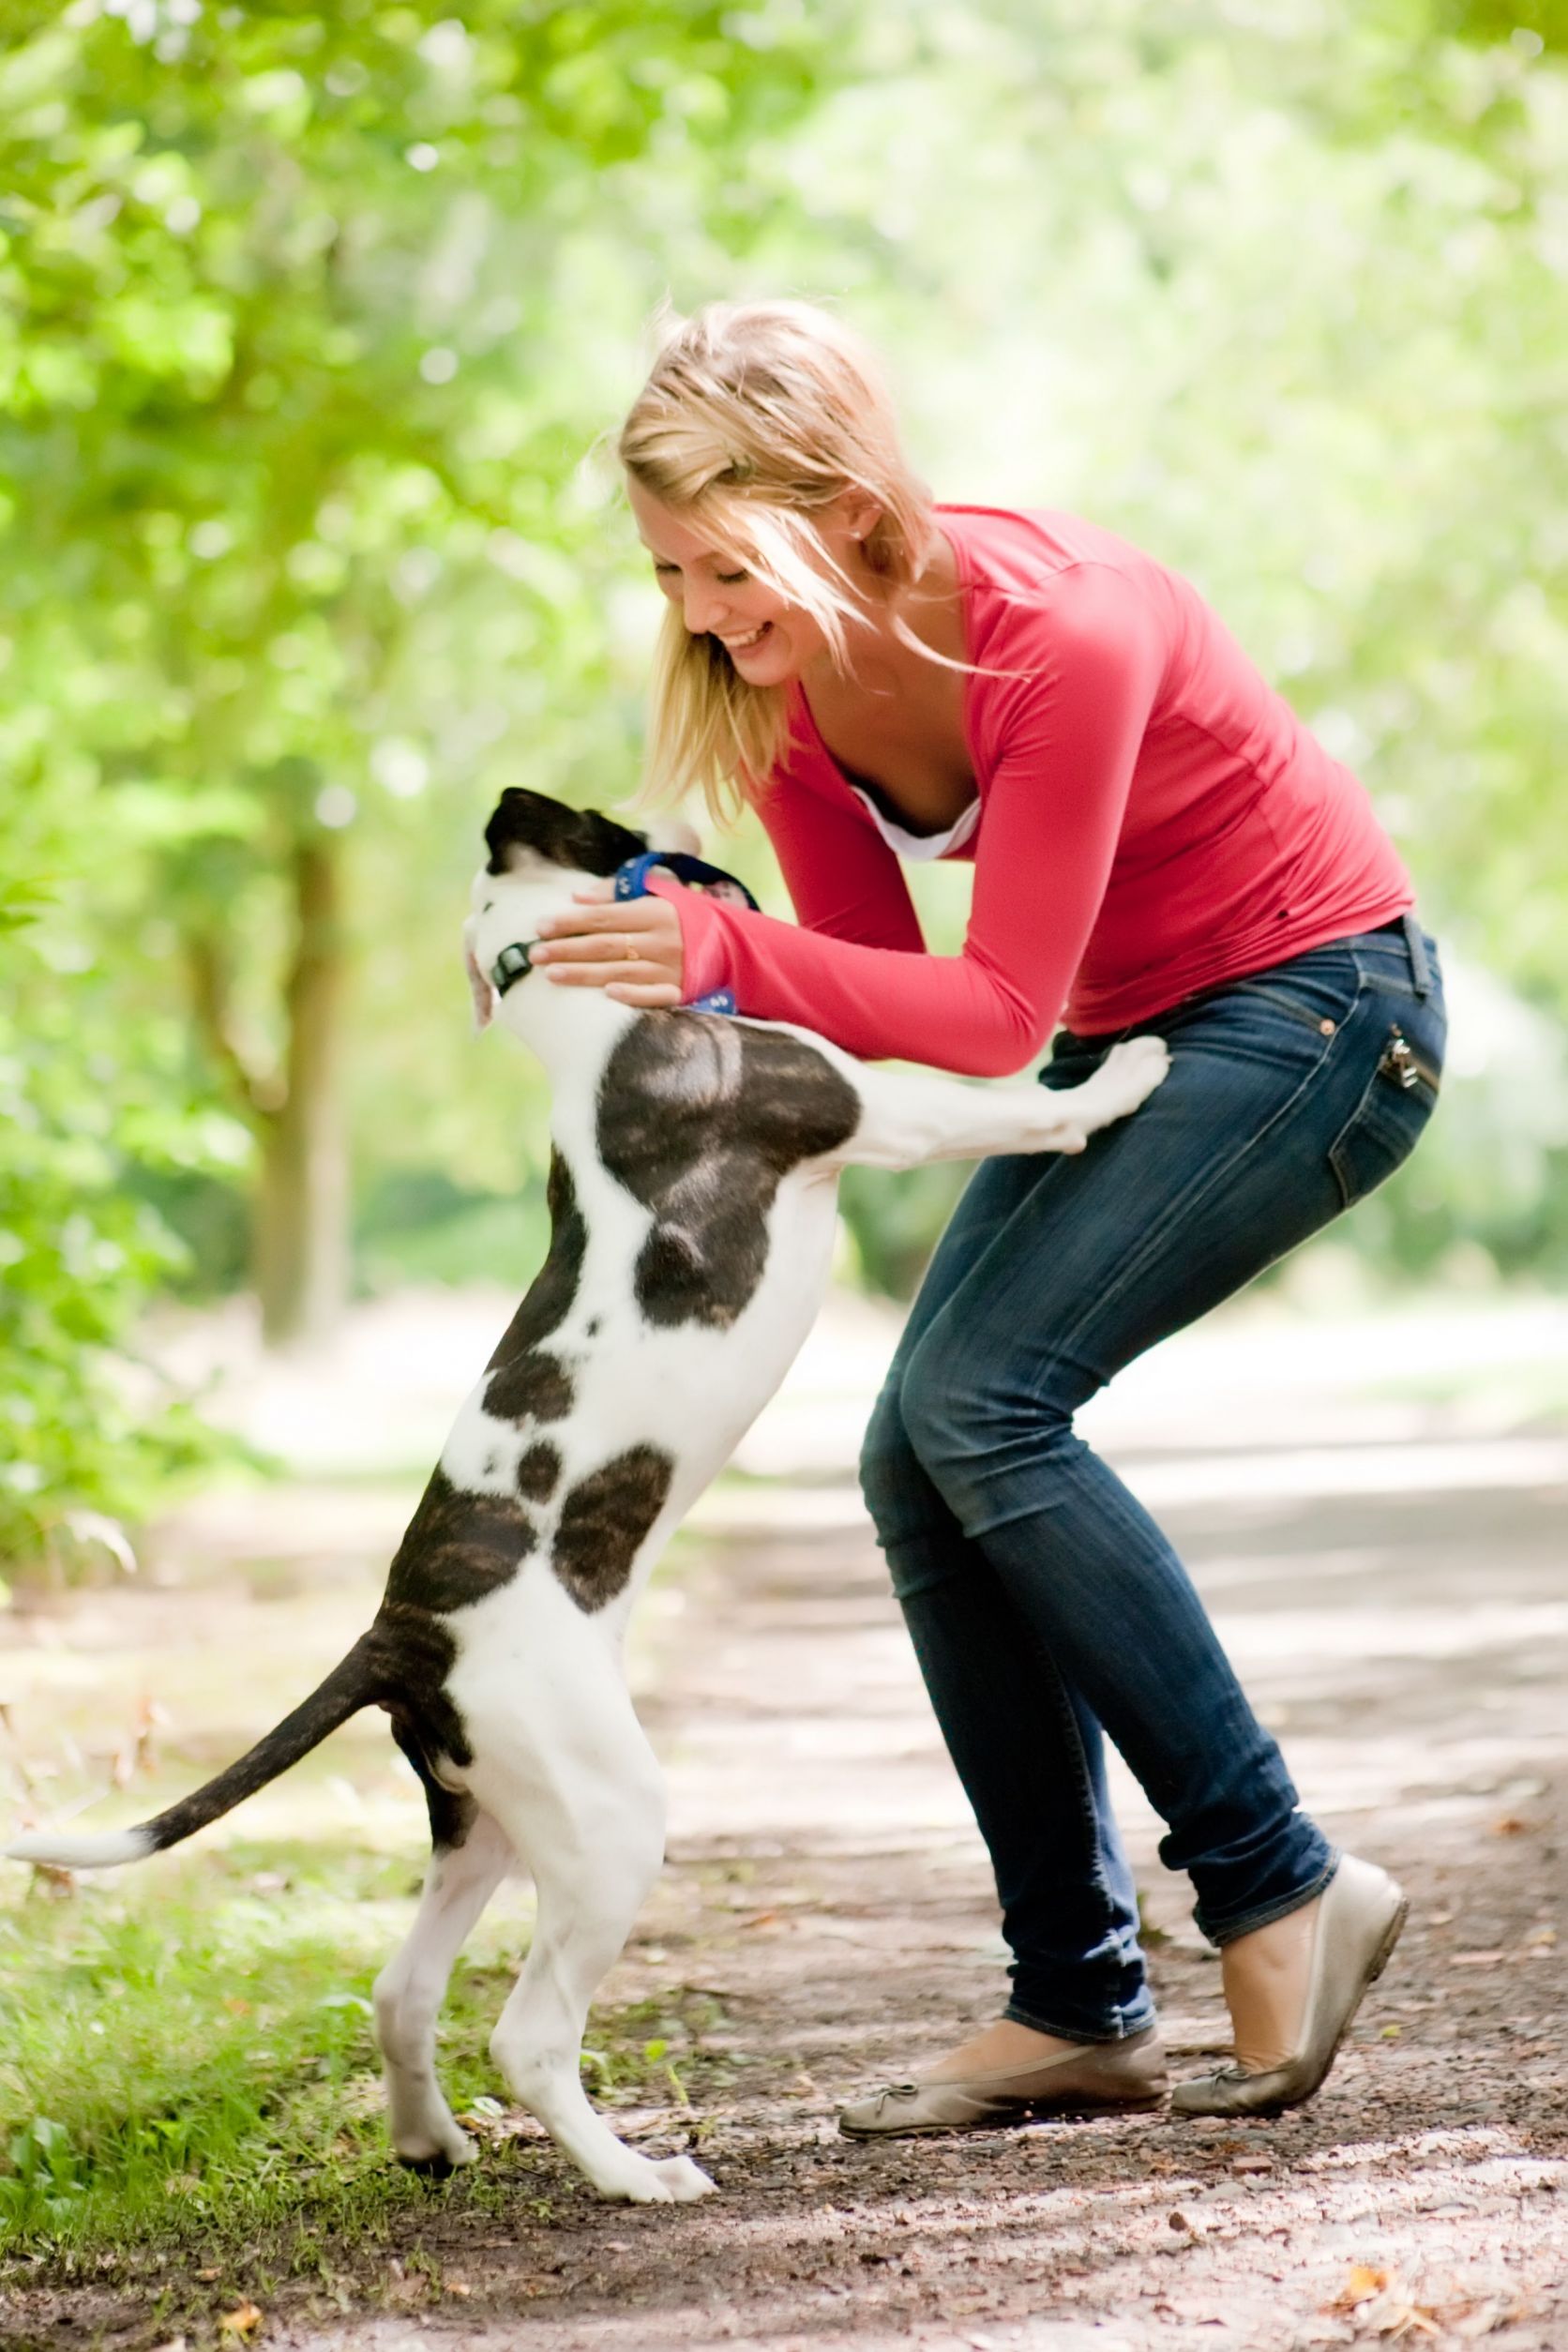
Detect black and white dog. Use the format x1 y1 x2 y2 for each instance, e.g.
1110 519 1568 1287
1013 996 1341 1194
6 790 1167 2205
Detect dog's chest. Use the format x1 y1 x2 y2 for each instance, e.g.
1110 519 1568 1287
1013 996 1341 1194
389 1007 861 1632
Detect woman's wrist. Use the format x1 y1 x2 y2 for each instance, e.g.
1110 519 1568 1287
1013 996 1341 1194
646 871 733 1004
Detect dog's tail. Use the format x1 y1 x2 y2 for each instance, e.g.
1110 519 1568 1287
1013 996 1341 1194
4 1632 384 1872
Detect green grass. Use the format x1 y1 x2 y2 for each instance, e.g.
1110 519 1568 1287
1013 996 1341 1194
0 1837 723 2276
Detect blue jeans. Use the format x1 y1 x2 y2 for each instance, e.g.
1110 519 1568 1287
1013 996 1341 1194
859 918 1446 2043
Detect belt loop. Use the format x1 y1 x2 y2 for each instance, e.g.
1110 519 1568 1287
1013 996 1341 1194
1401 911 1431 998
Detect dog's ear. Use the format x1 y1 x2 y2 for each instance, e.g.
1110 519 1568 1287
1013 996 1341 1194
485 788 553 875
485 788 649 880
555 807 651 878
464 936 496 1033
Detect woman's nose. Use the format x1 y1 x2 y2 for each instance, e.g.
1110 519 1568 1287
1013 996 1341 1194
683 584 728 636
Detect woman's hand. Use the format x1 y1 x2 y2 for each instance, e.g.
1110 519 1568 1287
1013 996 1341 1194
531 880 686 1007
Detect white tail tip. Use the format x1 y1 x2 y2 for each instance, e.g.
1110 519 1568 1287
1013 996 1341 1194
4 1826 155 1871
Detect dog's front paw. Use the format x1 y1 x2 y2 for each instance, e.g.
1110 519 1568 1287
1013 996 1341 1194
1098 1034 1169 1110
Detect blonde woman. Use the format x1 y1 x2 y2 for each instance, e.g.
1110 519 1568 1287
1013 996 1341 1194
529 301 1444 2134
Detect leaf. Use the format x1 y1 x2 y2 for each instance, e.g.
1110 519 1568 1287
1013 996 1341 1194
1326 2265 1391 2312
218 2304 264 2337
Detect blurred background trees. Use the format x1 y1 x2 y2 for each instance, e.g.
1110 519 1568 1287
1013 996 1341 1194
2 0 1565 1565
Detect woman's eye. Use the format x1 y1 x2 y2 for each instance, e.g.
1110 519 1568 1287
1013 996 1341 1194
716 570 750 585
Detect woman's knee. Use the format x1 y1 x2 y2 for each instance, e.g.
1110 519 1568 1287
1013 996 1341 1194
858 1375 924 1536
861 1370 977 1602
898 1328 1079 1522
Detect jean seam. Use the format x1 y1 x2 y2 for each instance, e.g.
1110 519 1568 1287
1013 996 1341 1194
1035 984 1364 1381
1024 1651 1145 2036
1215 980 1345 1034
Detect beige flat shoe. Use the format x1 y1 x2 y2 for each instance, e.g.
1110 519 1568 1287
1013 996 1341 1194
1171 1855 1407 2119
837 2026 1168 2138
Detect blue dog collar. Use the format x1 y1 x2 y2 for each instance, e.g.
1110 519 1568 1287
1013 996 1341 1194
613 850 759 1017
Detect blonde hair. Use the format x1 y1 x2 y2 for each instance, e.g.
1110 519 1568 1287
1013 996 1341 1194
617 299 940 822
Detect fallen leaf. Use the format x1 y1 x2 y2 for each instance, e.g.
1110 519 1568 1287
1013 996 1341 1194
1326 2264 1390 2313
1447 1951 1504 1968
218 2305 264 2339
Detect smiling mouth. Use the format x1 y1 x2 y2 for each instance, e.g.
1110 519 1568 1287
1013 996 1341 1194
718 623 772 653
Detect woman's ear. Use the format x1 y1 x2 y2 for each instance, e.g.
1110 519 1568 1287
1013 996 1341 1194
841 490 883 544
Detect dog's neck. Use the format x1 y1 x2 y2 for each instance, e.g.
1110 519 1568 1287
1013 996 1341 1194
488 871 639 1078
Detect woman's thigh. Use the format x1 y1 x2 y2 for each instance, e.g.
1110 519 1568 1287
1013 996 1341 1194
900 929 1445 1442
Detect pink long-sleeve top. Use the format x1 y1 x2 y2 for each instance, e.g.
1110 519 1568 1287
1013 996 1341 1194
652 505 1413 1077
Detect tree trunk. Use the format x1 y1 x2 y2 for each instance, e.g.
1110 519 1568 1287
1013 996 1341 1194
253 833 350 1347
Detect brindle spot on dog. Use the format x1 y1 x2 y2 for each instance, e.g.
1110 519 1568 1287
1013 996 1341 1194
552 1446 674 1613
487 1152 585 1369
384 1469 536 1616
484 1348 573 1426
516 1440 562 1502
597 1014 859 1329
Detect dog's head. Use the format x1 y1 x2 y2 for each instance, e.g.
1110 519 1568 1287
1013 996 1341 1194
465 790 700 1031
483 789 651 883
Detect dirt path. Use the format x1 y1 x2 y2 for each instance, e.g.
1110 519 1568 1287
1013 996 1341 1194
5 1298 1567 2348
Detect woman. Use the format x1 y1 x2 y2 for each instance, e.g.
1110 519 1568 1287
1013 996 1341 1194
529 299 1446 2133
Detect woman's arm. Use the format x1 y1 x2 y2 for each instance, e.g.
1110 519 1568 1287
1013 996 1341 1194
531 756 928 1006
659 565 1168 1075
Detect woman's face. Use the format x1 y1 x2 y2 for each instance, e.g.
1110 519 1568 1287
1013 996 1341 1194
626 475 869 688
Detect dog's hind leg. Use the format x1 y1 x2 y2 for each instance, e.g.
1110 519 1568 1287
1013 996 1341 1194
373 1806 513 2172
473 1698 716 2204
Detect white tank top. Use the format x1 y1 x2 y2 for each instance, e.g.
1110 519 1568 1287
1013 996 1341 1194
848 785 981 863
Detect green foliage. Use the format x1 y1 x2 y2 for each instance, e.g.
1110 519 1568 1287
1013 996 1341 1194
0 1840 723 2266
0 0 856 1533
1 0 1564 1534
0 804 245 1572
0 1842 498 2254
